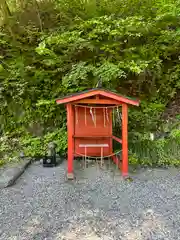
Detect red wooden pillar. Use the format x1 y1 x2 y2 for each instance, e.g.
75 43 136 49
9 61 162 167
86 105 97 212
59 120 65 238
66 103 74 179
122 103 128 177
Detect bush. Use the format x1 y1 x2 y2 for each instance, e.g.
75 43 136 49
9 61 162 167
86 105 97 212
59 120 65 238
129 130 180 167
20 127 67 158
0 0 180 165
0 160 5 167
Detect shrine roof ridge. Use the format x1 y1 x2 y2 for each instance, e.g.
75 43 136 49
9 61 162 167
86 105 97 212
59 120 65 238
56 88 140 106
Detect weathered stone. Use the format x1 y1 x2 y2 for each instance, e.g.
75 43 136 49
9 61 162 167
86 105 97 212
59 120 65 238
0 158 31 188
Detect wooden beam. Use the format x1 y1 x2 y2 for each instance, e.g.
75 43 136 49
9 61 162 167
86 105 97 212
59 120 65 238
66 104 74 179
74 99 121 105
96 95 100 99
122 103 128 177
112 136 122 144
73 135 112 138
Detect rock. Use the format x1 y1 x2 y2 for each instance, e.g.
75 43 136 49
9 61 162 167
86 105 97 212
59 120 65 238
0 158 32 188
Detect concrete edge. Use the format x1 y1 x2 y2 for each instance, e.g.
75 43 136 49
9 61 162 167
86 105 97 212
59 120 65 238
5 158 32 188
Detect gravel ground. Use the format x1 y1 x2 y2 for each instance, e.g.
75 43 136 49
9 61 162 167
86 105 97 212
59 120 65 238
0 160 180 240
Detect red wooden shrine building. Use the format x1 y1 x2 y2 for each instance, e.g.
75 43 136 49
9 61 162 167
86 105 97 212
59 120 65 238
56 88 139 179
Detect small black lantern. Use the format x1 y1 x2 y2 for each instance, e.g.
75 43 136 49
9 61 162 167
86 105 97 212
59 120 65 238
43 142 57 167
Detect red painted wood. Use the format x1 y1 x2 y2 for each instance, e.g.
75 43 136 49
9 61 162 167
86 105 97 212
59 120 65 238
122 103 128 176
96 95 100 99
74 106 112 156
74 99 121 105
56 89 139 178
109 109 113 155
73 135 112 138
56 89 139 106
67 104 74 174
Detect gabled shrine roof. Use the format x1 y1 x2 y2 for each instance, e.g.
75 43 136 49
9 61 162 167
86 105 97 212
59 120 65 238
56 88 140 106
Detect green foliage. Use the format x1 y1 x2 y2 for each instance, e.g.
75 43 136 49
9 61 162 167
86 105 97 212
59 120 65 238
43 128 67 155
129 101 166 132
170 129 180 139
21 136 45 157
129 131 180 168
0 0 180 165
0 160 5 167
129 154 139 167
20 127 67 157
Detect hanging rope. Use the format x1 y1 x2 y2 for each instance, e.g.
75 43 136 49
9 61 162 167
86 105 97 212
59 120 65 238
74 104 121 109
85 106 87 125
106 107 109 122
94 108 96 127
103 107 106 127
75 150 122 159
73 104 122 130
116 106 122 122
75 106 79 124
90 107 96 126
113 108 115 128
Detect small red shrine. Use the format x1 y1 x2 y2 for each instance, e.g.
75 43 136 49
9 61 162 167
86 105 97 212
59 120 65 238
56 88 139 179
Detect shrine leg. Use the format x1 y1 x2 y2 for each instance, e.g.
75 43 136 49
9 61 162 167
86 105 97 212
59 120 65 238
122 104 128 177
67 152 74 179
67 104 74 180
100 147 103 167
84 147 87 169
